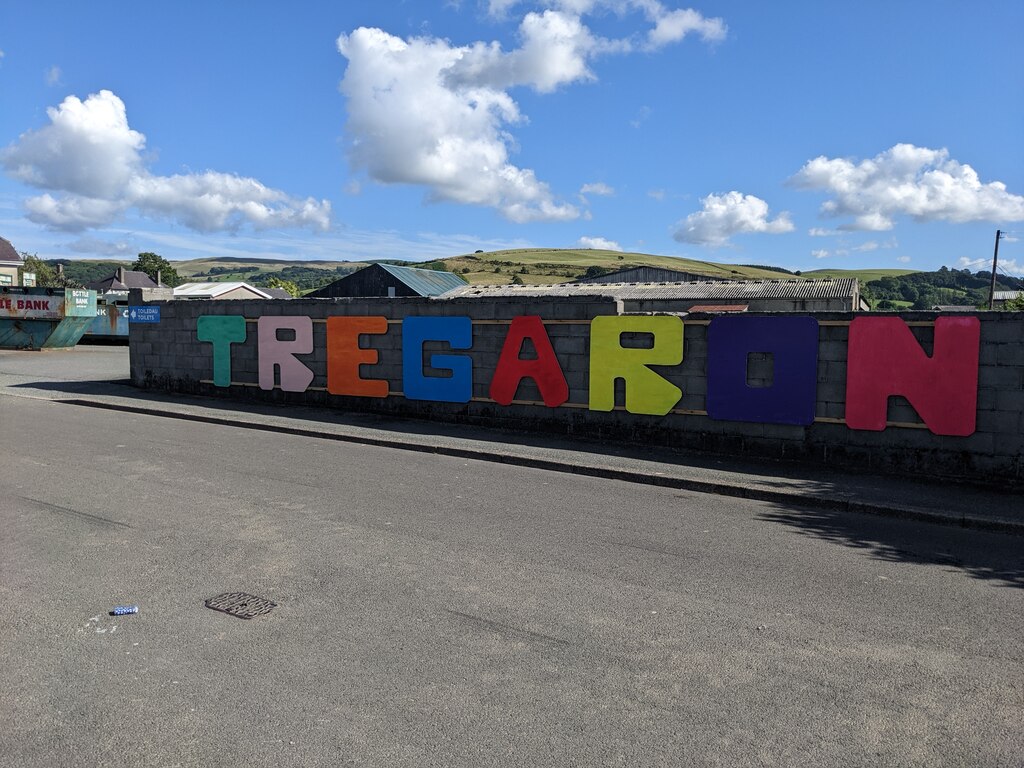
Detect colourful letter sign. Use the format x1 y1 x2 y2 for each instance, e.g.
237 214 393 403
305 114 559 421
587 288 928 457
846 316 980 436
706 316 819 425
489 316 568 407
258 316 315 392
327 316 389 397
402 316 473 403
588 316 683 415
197 315 246 387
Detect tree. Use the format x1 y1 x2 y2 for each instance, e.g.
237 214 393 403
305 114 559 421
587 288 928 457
18 253 58 287
1004 293 1024 311
511 274 524 285
16 253 84 289
132 252 181 287
265 276 300 297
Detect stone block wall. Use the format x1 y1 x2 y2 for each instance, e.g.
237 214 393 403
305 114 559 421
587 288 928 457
128 291 1024 486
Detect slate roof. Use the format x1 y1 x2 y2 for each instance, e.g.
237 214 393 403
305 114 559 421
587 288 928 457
263 287 294 299
440 278 858 301
376 263 468 296
0 236 22 265
87 270 158 291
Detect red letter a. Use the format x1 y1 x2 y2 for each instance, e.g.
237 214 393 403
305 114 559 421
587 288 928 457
845 316 980 436
489 316 569 407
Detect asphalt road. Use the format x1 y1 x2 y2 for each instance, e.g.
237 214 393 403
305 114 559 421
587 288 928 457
1 386 1023 767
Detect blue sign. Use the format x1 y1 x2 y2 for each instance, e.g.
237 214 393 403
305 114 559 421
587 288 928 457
128 306 161 323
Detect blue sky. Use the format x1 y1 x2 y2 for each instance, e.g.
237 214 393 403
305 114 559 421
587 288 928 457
1 1 1022 274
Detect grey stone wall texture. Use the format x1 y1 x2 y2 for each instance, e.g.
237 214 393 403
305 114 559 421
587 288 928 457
128 292 1024 487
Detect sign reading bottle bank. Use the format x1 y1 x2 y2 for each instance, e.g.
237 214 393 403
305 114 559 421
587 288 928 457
195 313 982 437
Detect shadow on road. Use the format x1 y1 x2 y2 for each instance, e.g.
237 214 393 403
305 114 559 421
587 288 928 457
757 503 1024 589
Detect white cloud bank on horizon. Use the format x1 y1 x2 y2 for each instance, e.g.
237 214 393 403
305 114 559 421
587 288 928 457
1 90 332 233
578 235 622 250
673 191 794 246
337 2 724 223
791 143 1024 231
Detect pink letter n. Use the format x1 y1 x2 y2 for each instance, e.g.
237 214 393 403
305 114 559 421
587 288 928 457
845 316 980 436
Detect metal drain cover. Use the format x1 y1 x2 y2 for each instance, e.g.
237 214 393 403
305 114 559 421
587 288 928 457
205 592 277 620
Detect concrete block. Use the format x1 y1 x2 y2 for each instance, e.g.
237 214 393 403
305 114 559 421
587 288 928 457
979 366 1024 392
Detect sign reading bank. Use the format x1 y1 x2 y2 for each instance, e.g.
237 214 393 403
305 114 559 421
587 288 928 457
196 313 982 437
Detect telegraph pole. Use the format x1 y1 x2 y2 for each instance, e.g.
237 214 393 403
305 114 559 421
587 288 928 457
988 229 1003 310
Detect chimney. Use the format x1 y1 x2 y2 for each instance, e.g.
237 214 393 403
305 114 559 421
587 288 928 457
156 269 162 287
117 266 125 285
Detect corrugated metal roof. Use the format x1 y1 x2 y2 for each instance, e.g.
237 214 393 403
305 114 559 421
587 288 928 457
573 266 727 284
687 304 749 313
173 282 272 299
440 278 858 301
993 290 1021 301
378 264 467 296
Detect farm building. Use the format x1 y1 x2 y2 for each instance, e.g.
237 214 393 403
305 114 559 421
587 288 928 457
440 278 867 313
173 282 273 300
992 290 1022 308
571 265 729 284
306 263 466 299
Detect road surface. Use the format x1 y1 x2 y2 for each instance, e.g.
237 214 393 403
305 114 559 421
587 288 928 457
1 353 1022 767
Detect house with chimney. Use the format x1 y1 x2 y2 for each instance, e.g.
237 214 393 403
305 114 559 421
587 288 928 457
86 267 163 293
0 236 23 286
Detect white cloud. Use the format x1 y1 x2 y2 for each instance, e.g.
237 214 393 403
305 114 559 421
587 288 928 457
791 143 1024 231
580 182 614 196
853 240 879 252
337 4 723 223
65 236 137 257
630 105 651 128
808 227 839 236
812 249 829 259
487 0 522 18
648 189 666 201
672 191 794 246
896 256 911 263
338 27 577 224
45 65 62 86
959 255 1023 276
645 6 726 48
1 90 331 233
578 235 622 250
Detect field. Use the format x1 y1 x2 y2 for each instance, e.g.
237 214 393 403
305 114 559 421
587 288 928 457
433 248 803 285
172 257 372 280
801 268 918 283
53 251 924 290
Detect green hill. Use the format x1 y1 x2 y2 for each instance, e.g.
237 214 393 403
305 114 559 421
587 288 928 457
48 251 1023 309
419 248 797 285
802 268 918 283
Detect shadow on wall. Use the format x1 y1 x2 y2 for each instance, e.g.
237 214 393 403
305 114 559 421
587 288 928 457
757 503 1024 589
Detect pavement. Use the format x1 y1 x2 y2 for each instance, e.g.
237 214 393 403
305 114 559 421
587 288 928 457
1 346 1021 534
